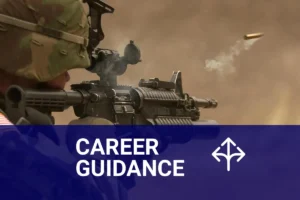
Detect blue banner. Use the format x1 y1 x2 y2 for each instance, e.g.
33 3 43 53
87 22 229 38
0 125 299 200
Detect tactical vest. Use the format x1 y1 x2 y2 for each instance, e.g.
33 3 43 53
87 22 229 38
0 96 127 200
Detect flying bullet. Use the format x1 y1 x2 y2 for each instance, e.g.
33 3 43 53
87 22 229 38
244 33 264 40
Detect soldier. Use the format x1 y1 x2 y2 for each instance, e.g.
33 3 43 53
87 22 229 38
0 0 114 199
0 0 90 96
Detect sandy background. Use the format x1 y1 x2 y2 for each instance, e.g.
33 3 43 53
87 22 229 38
54 0 300 124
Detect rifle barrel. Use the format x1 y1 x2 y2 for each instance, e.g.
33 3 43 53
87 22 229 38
192 97 218 108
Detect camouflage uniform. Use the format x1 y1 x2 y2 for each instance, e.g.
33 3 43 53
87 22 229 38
0 0 117 199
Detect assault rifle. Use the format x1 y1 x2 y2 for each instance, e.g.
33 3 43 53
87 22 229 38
4 41 218 126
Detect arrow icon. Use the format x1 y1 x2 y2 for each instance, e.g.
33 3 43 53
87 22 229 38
212 137 245 171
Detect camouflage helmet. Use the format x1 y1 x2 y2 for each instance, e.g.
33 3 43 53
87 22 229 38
0 0 90 82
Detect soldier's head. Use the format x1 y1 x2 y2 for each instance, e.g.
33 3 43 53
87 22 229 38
0 0 113 93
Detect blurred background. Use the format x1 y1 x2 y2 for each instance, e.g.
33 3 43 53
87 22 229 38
54 0 300 124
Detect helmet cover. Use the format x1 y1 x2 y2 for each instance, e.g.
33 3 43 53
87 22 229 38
0 0 90 82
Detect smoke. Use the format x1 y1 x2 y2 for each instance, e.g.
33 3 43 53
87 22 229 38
204 38 261 76
53 0 300 125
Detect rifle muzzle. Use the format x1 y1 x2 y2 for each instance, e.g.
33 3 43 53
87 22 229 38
191 97 218 108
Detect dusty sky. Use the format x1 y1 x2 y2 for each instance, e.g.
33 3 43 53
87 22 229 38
54 0 300 124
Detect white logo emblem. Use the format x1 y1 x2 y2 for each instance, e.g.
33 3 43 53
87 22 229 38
212 138 245 171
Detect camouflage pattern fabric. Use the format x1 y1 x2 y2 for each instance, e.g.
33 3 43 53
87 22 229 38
0 124 106 200
0 0 90 82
